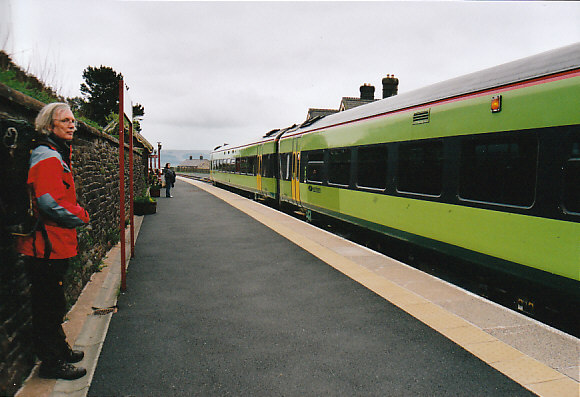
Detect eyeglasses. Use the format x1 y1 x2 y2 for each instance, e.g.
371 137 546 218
54 118 78 127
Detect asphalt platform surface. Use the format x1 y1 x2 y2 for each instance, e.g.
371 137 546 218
88 180 535 396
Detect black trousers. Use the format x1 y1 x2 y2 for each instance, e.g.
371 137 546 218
26 256 71 365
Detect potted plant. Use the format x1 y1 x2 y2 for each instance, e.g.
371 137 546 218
148 171 162 197
149 183 162 197
133 194 157 215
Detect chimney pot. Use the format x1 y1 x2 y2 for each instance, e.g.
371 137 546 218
189 155 193 160
382 75 399 99
360 84 375 100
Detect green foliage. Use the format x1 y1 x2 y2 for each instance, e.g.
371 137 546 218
68 96 85 114
0 69 58 104
1 53 146 135
77 116 102 131
106 227 120 245
80 65 123 127
134 195 156 204
132 103 145 132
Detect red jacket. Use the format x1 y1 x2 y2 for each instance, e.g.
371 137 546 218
17 140 89 259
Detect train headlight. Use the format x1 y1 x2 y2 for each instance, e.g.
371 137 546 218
491 95 502 113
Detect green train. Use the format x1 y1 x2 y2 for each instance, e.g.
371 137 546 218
211 43 580 300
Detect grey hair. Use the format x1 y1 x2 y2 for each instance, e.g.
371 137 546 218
35 102 72 135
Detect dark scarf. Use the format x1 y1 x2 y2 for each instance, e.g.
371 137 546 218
44 134 72 167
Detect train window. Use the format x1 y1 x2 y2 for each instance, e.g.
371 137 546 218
261 155 266 177
306 150 324 183
397 140 443 196
357 144 388 190
328 148 351 186
261 154 271 178
240 157 247 174
248 156 257 176
280 153 291 181
563 136 580 214
268 155 275 178
459 132 537 207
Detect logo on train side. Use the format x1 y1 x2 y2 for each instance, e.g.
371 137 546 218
308 185 321 193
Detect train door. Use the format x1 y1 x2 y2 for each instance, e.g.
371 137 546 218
291 137 301 206
257 145 263 194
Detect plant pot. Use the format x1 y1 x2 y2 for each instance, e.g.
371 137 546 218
134 200 157 215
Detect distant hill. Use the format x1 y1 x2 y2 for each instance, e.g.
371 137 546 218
159 150 211 168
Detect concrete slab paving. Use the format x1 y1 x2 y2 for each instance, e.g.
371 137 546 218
18 178 577 397
86 180 544 396
15 216 143 397
183 178 579 397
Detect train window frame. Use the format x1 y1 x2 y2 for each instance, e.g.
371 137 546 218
280 152 292 181
240 157 247 174
356 144 389 191
396 139 443 197
562 133 580 215
327 147 352 187
248 156 257 176
261 154 272 178
305 150 324 184
458 131 538 209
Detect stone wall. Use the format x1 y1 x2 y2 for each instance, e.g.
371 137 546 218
0 82 151 396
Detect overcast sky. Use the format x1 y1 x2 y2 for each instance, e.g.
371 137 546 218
2 1 580 150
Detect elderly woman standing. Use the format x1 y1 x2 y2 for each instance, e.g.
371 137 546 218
17 102 89 380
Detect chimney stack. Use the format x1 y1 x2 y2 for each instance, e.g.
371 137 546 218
382 74 399 98
359 84 375 100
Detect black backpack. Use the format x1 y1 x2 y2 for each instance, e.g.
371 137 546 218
0 117 52 258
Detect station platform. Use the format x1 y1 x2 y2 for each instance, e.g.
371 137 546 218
17 178 578 396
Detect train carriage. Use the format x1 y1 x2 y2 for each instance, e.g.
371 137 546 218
212 43 580 299
211 135 280 200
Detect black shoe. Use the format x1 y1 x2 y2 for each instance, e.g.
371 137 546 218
39 361 87 380
66 349 84 363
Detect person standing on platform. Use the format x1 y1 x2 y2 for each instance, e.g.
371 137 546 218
17 102 90 380
164 162 176 198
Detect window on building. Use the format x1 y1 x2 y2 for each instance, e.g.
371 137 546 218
563 134 580 214
398 140 443 196
459 132 537 207
305 150 324 183
328 148 351 186
357 144 388 190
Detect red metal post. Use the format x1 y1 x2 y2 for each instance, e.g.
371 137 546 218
129 122 135 258
157 142 162 169
119 80 127 292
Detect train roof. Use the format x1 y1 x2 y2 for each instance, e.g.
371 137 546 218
289 42 580 136
212 42 580 153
